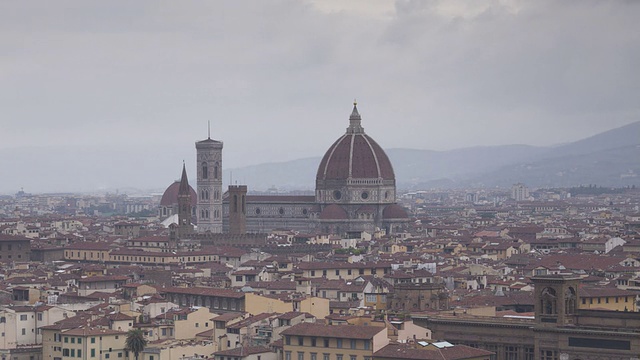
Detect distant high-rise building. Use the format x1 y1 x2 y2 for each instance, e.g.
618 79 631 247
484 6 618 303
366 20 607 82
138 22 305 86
511 183 529 201
196 132 223 233
465 193 478 203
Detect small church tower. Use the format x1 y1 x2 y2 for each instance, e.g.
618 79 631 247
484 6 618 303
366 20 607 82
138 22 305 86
196 126 223 233
177 163 193 236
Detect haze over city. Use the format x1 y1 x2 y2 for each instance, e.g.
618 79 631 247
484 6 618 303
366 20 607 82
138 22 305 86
2 0 639 193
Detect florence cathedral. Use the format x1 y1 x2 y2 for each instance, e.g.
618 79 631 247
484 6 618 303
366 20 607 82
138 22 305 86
160 102 409 236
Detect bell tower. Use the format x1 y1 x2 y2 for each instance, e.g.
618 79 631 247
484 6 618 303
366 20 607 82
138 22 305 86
532 274 580 326
196 126 223 233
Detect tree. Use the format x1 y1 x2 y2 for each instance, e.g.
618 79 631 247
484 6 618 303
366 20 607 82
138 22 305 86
125 329 147 360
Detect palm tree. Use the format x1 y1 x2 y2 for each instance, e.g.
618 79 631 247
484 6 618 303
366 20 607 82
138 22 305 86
125 329 147 360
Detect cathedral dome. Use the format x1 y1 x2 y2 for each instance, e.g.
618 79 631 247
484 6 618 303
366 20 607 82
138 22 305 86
316 103 395 182
160 181 197 207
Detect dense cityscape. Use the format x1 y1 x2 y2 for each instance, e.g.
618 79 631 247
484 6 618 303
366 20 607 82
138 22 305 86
3 2 639 360
0 103 639 360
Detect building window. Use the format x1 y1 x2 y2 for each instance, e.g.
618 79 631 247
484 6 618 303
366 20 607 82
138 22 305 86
350 356 356 360
202 162 208 179
285 352 291 360
297 352 304 360
91 349 95 357
78 338 82 344
21 329 25 335
350 340 356 349
285 336 291 345
524 347 534 360
63 350 69 356
336 355 343 360
336 339 342 348
363 340 370 350
505 346 518 360
20 315 27 321
311 338 316 347
540 350 556 360
70 349 75 357
323 354 329 360
323 339 329 347
310 353 317 360
78 350 82 358
298 337 304 346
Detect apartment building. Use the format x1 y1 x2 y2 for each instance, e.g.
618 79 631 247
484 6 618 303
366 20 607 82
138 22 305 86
280 323 388 360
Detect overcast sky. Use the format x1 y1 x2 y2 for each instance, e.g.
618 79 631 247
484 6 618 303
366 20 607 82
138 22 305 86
1 1 639 193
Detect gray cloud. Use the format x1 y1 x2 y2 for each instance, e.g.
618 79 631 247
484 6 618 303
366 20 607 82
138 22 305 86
0 0 638 193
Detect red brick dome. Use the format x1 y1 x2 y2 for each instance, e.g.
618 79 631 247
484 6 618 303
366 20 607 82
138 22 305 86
160 181 197 207
316 104 395 182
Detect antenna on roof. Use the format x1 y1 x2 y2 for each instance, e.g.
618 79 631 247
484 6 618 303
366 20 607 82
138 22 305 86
208 121 211 140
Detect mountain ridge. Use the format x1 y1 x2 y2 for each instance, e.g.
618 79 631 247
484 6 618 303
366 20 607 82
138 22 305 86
1 121 638 194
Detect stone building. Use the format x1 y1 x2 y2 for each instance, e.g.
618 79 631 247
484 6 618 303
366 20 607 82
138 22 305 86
413 274 640 360
0 234 31 263
387 283 449 313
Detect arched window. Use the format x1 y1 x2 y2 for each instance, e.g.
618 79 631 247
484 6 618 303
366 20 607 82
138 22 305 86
541 287 557 315
202 162 208 179
205 190 209 200
214 163 219 179
566 287 577 314
205 210 209 219
233 195 238 213
201 210 205 218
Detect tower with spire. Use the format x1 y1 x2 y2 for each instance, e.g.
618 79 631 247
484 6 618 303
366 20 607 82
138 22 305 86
195 125 224 233
177 162 193 236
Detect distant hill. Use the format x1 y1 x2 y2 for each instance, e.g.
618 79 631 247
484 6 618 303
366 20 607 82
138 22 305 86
1 121 638 194
228 121 640 190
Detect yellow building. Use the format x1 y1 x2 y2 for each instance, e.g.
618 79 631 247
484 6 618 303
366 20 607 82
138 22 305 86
244 293 329 320
64 242 111 262
579 287 637 312
297 263 391 281
280 323 389 360
61 328 127 360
